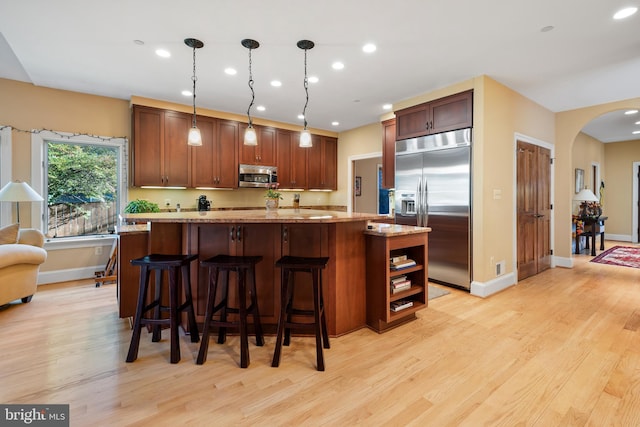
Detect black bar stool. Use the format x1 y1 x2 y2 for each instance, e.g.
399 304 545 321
126 254 199 364
197 255 265 368
272 255 330 371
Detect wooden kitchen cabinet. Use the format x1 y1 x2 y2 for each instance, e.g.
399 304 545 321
238 124 276 166
307 135 337 190
365 229 428 333
192 117 238 188
132 105 191 187
276 129 307 189
382 118 396 189
188 223 282 326
395 90 473 140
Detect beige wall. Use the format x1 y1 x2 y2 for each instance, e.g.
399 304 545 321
477 77 555 282
603 138 640 237
331 122 383 207
571 132 605 216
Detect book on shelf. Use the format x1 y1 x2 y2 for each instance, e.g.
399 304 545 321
390 300 414 312
391 283 411 294
390 275 407 284
391 278 411 287
390 254 408 264
390 259 416 270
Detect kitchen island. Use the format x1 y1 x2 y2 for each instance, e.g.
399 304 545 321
119 209 385 336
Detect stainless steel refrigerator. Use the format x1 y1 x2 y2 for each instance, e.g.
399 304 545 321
394 128 471 289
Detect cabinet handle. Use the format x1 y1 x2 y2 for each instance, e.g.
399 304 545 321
236 225 242 241
230 226 235 241
282 226 288 243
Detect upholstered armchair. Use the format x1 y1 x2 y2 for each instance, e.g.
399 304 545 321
0 227 48 305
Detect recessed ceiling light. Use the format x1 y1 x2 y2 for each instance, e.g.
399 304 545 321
271 80 282 87
383 104 392 110
297 114 305 120
181 90 192 97
331 121 340 126
155 49 171 58
635 120 640 125
332 62 345 70
256 105 266 112
614 7 638 20
133 40 144 46
224 67 237 75
540 25 554 32
624 109 639 115
308 76 319 83
634 130 640 135
362 43 377 53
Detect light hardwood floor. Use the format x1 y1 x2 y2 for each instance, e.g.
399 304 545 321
2 241 640 426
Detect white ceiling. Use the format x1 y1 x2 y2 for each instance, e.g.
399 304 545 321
0 0 639 141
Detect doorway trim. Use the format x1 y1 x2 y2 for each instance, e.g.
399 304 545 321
513 132 556 276
347 151 381 213
0 126 11 226
633 161 640 243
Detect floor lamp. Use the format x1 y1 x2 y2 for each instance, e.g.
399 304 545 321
0 181 44 223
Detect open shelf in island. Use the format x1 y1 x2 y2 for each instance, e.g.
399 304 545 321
364 228 430 333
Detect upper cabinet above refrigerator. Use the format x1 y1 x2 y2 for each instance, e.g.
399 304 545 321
395 90 473 140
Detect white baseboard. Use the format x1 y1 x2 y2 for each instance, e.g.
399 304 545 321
38 265 104 285
470 272 516 298
606 234 631 242
554 255 573 268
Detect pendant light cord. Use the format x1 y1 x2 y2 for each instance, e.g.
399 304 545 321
191 45 198 128
247 47 255 127
302 47 309 130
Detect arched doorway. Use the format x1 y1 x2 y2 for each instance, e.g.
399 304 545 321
571 108 640 251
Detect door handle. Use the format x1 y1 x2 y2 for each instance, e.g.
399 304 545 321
423 178 429 226
416 178 422 226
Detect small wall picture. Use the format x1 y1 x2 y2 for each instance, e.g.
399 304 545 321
575 168 584 193
355 176 362 197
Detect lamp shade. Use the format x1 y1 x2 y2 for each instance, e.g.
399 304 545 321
299 129 312 148
0 181 43 202
573 188 599 202
187 126 202 146
244 126 258 146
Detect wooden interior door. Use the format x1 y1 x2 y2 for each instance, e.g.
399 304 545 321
517 140 551 281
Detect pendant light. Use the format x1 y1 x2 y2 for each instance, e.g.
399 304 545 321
185 38 204 146
297 39 314 148
242 39 260 146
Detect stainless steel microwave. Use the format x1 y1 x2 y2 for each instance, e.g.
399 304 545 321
238 164 278 188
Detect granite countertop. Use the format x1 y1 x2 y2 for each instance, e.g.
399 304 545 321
115 224 149 234
122 208 383 224
363 222 431 237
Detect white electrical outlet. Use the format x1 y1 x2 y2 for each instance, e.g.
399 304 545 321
165 198 171 207
95 246 103 256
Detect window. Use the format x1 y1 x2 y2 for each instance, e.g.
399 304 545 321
46 142 119 237
31 130 128 238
